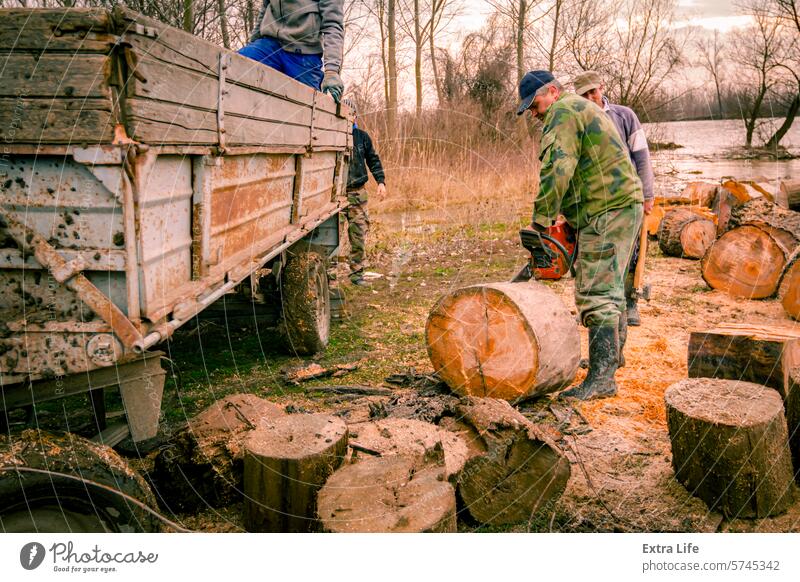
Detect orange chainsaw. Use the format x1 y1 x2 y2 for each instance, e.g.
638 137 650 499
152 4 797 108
513 218 577 282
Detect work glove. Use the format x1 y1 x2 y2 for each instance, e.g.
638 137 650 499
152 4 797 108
321 71 344 103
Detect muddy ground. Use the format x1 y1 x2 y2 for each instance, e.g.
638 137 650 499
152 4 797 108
98 210 794 534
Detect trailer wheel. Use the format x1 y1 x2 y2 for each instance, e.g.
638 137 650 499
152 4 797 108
280 250 331 355
0 430 160 533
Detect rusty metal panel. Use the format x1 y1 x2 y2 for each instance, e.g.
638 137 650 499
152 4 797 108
298 152 338 219
135 155 193 319
207 153 295 270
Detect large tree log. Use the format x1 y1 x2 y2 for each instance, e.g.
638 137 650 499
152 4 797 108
781 179 800 211
646 205 716 237
680 181 719 207
665 378 794 518
439 397 570 526
779 249 800 320
347 418 469 481
701 199 800 298
317 455 457 532
152 394 285 511
688 323 800 395
243 413 347 532
785 368 800 483
425 281 580 401
657 208 716 258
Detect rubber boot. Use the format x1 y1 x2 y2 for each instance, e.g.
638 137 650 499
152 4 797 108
625 273 641 326
560 325 619 400
618 313 628 368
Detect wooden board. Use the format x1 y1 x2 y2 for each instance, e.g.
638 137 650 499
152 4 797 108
0 9 116 53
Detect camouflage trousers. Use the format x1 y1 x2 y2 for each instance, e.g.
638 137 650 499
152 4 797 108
575 204 643 327
345 188 370 278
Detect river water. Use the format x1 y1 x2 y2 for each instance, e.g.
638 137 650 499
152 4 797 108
644 118 800 195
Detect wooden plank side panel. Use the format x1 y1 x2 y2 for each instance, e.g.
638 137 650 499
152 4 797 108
128 54 345 132
0 8 116 52
0 97 115 143
126 98 345 148
0 54 112 99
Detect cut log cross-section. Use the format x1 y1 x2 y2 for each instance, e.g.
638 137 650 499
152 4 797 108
702 199 800 298
317 455 457 533
657 208 717 259
440 397 571 526
665 378 794 518
425 281 580 401
243 413 348 533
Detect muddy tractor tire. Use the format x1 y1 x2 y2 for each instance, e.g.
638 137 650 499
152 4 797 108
280 250 331 355
0 430 160 533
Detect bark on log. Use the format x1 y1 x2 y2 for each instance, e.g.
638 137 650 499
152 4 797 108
702 200 800 298
680 181 719 207
781 180 800 211
317 455 457 532
347 418 469 482
779 249 800 320
785 368 800 483
425 281 580 401
657 208 717 259
687 323 800 396
243 413 347 532
440 397 570 526
152 394 285 511
665 378 794 518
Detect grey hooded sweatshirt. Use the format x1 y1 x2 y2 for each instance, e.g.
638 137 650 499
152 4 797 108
251 0 344 73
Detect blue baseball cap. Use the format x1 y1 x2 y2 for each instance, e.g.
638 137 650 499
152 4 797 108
516 70 555 115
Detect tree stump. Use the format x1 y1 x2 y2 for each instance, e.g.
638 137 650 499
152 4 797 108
701 200 800 298
348 418 469 482
317 455 457 532
657 208 716 258
152 394 285 511
243 413 347 532
425 281 580 401
439 397 570 526
665 378 794 518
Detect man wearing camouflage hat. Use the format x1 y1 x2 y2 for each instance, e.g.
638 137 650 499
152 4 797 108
517 70 643 400
573 70 655 327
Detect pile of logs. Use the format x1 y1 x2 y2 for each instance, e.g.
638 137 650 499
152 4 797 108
154 393 571 532
663 323 800 518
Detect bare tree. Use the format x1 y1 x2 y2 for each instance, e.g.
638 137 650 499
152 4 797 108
765 0 800 148
602 0 684 114
696 30 726 118
731 0 787 147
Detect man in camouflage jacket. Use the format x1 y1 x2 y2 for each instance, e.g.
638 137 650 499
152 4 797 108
517 70 643 400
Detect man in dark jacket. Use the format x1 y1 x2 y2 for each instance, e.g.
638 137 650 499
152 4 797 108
239 0 345 101
344 103 385 286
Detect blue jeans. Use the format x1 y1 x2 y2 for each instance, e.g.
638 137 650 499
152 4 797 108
238 36 323 90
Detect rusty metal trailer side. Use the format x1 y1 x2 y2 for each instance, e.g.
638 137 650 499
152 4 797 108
0 8 352 444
